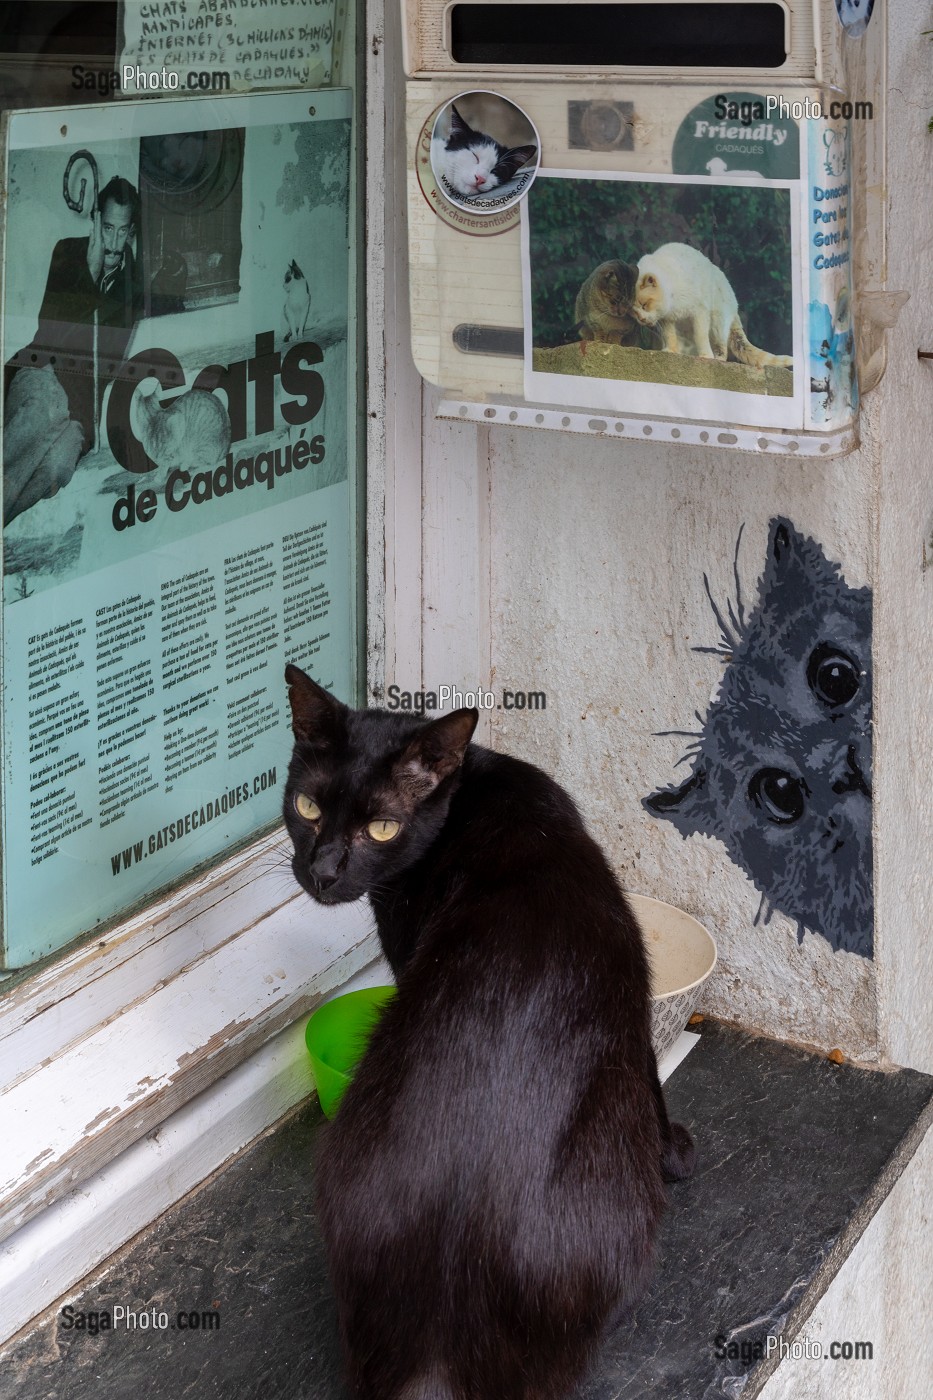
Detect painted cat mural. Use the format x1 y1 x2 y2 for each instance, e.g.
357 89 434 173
644 518 873 957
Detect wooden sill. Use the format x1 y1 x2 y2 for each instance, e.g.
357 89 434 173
0 828 377 1247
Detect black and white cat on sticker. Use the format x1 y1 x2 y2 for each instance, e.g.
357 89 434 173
645 519 873 958
430 92 539 214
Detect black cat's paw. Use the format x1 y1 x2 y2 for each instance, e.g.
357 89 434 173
662 1122 697 1182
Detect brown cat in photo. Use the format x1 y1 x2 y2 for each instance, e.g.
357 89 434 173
574 259 642 346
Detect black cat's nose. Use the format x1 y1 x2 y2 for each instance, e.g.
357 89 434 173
311 843 348 890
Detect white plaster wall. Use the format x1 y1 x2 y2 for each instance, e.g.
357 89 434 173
757 1122 933 1400
488 423 878 1058
872 3 933 1075
481 4 933 1068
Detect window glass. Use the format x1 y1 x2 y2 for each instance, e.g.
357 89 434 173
0 3 362 974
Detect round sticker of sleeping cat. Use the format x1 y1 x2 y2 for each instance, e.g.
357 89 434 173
428 92 540 220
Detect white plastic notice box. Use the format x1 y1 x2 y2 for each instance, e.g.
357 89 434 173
402 1 889 457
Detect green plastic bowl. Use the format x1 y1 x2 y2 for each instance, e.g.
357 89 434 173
305 985 397 1119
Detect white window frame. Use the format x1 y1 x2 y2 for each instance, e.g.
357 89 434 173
0 0 494 1345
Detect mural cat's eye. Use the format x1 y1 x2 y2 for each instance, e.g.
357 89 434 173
806 643 861 709
644 518 873 958
748 768 808 825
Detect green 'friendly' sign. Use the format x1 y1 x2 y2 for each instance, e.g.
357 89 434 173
672 91 800 180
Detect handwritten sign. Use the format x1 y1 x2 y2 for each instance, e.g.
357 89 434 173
119 0 342 95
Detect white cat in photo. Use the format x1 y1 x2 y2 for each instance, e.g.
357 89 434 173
632 242 793 369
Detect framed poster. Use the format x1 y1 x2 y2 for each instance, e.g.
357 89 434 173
0 89 358 967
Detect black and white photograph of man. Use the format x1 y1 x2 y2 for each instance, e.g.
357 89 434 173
3 166 142 526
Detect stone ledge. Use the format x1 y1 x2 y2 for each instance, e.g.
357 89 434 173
2 1019 931 1398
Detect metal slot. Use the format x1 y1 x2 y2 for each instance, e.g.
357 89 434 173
449 4 787 69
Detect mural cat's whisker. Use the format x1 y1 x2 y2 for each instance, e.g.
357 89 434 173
701 571 742 653
731 522 748 632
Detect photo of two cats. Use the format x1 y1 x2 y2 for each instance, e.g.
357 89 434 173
532 176 795 397
575 246 793 370
283 664 695 1400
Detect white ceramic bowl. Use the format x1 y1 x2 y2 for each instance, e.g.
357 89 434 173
628 894 718 1063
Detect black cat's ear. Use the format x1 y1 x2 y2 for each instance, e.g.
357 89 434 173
285 664 347 745
448 104 470 137
494 145 537 181
396 708 478 796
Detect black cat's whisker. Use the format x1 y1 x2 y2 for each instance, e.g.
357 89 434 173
692 644 733 658
256 845 293 868
672 750 700 769
256 846 296 872
652 729 703 739
259 865 294 888
702 572 740 652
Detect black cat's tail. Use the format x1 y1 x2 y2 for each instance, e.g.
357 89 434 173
662 1121 698 1181
648 1043 697 1182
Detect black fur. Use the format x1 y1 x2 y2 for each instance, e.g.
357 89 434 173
283 665 695 1400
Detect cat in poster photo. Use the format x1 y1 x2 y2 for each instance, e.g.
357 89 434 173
573 259 643 346
631 243 793 368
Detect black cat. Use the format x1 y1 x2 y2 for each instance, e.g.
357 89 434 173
283 665 695 1400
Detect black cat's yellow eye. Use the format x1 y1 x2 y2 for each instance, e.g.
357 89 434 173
294 793 321 822
367 819 401 843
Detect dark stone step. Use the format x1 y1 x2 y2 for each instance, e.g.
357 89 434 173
3 1019 931 1399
